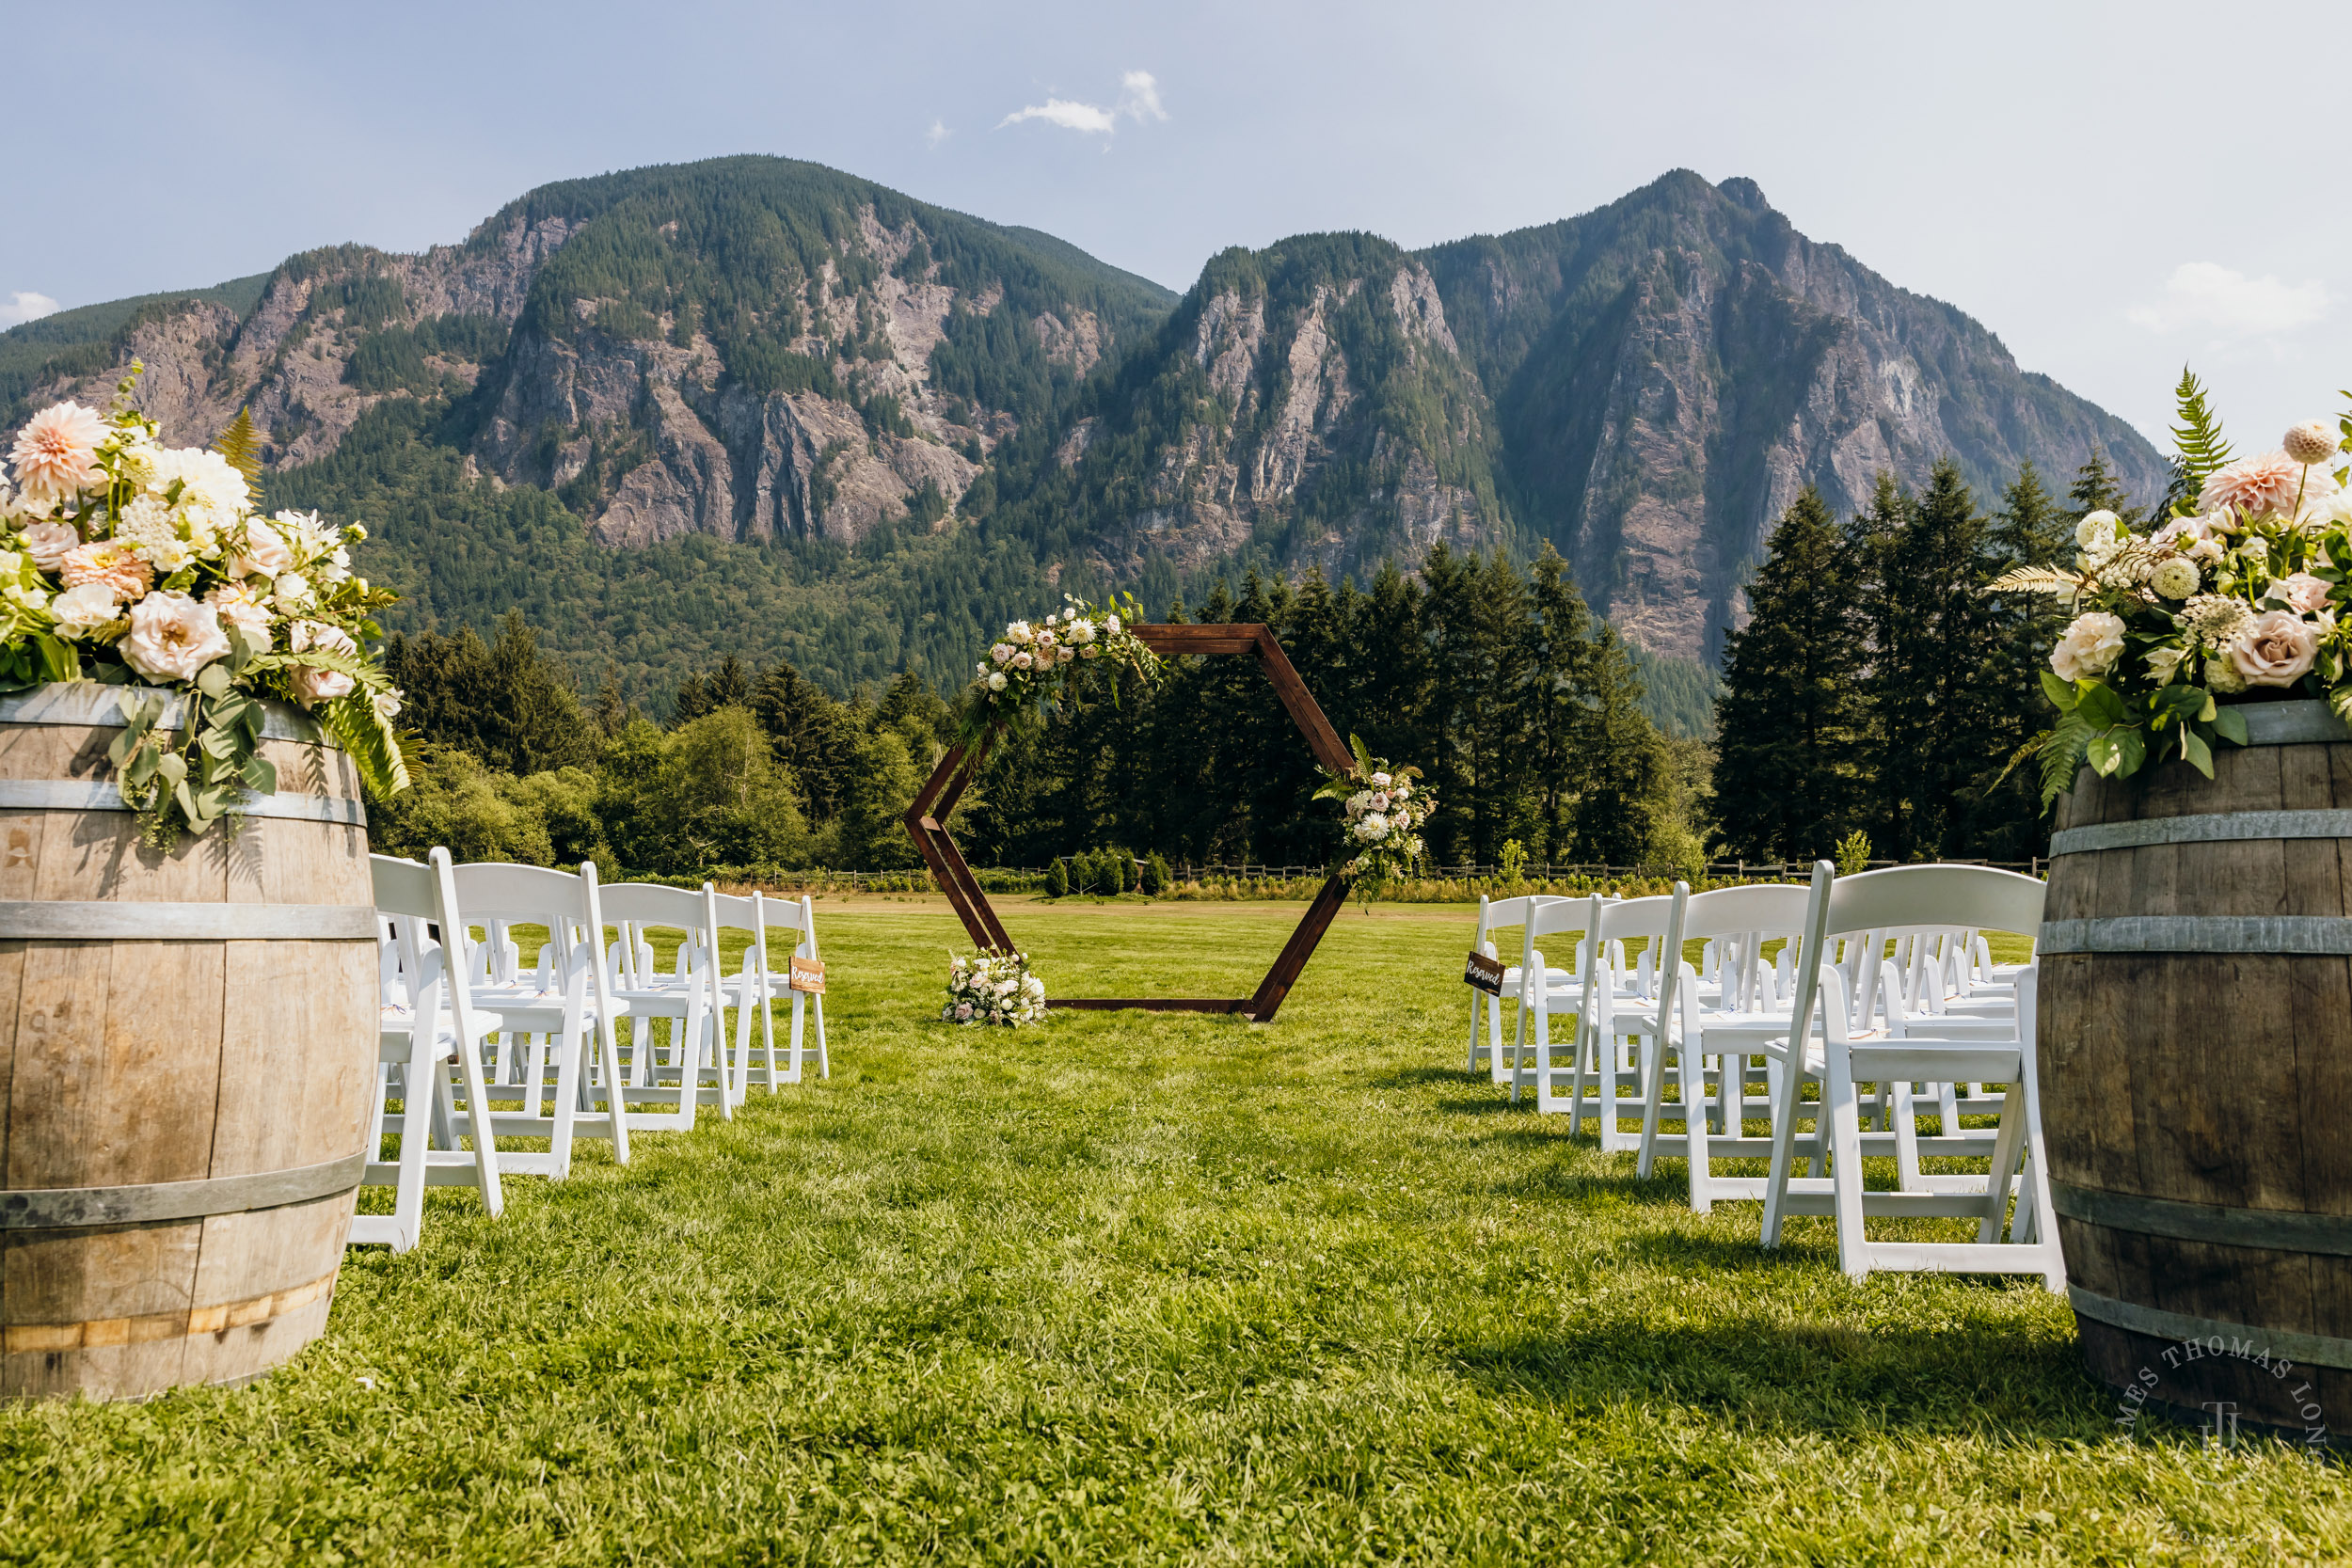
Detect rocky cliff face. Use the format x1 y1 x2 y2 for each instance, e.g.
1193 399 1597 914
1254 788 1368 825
1422 172 2167 659
16 157 1172 553
1055 233 1508 594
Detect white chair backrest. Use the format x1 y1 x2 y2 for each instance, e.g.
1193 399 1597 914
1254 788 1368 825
1676 882 1811 942
597 881 711 930
1823 864 2045 942
449 860 606 994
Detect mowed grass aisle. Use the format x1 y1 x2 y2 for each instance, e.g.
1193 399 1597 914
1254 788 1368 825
2 899 2344 1564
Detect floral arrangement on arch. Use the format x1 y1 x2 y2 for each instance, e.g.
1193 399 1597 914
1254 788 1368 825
961 592 1163 745
1314 734 1436 888
1995 374 2352 805
1 372 407 846
943 950 1047 1026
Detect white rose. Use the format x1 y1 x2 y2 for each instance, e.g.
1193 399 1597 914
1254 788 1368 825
1104 614 1121 634
2049 610 2126 682
2151 558 2200 600
49 582 123 639
1012 650 1032 670
119 590 230 683
2075 510 2121 552
986 671 1008 691
1370 771 1391 788
1006 621 1033 645
991 642 1013 664
273 572 312 610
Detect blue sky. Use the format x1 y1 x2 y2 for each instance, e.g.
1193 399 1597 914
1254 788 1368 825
6 0 2342 456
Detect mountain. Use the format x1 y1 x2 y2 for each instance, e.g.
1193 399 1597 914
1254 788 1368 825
1 159 2162 717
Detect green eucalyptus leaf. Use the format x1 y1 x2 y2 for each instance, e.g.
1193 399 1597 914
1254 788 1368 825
195 662 230 698
2211 705 2249 746
155 752 186 785
2181 727 2214 778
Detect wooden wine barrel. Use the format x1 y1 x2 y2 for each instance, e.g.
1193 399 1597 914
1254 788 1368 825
0 682 376 1401
2041 699 2352 1441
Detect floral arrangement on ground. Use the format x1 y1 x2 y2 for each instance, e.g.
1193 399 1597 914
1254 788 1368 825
1 373 407 844
943 950 1047 1026
961 593 1162 747
1314 735 1435 887
1996 372 2352 801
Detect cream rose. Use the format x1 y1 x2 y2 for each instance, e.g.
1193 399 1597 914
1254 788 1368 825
120 591 230 683
233 521 294 579
19 519 78 572
287 621 359 705
2267 573 2330 614
2049 610 2126 682
206 582 273 641
2228 608 2319 687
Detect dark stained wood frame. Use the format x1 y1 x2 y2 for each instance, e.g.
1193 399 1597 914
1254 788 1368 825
903 623 1354 1022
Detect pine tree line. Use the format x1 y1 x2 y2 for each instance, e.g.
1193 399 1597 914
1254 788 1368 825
367 544 1706 876
1711 452 2129 864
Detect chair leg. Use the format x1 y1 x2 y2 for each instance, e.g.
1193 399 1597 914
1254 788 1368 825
1824 1048 1870 1281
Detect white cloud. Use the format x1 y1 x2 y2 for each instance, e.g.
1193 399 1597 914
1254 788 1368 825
2128 262 2331 339
1117 71 1168 123
998 70 1168 136
926 119 951 149
0 291 59 329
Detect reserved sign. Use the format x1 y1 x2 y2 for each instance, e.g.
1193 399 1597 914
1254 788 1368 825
788 956 826 994
1463 949 1505 995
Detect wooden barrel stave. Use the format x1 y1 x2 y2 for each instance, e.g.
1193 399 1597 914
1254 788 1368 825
2042 705 2352 1438
0 690 373 1401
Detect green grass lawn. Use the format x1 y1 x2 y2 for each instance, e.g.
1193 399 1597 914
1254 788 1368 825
1 899 2343 1564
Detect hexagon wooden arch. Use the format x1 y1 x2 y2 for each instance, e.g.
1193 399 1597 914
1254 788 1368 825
903 623 1353 1022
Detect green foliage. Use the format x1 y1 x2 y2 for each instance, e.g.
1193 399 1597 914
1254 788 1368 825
343 314 510 394
1045 857 1070 896
385 610 597 776
2169 367 2233 485
1834 829 1871 877
1144 850 1171 895
0 273 268 414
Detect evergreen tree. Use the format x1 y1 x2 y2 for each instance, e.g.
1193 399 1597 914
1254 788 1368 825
835 728 923 869
1876 459 2003 860
1522 544 1595 862
1712 487 1867 862
386 610 595 776
752 660 859 822
1569 628 1665 865
1977 462 2069 858
1845 474 1908 848
2066 448 2144 529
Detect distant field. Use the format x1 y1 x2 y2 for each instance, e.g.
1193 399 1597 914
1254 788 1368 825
0 901 2332 1565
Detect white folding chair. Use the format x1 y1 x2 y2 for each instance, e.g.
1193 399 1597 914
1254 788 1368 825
1467 894 1572 1084
356 848 506 1250
1633 875 1821 1212
1759 865 2062 1286
449 860 633 1178
1530 891 1683 1146
598 880 732 1131
748 889 828 1086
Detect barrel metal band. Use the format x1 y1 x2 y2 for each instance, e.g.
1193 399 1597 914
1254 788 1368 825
2053 1180 2352 1256
0 901 379 942
1 1269 338 1352
0 1151 366 1230
2068 1285 2352 1371
2239 702 2352 746
0 780 365 826
2050 810 2352 857
2038 915 2352 956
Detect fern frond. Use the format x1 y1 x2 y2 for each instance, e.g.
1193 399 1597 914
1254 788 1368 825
2039 707 2094 812
1987 564 2084 596
319 689 410 798
212 408 267 504
2170 368 2233 485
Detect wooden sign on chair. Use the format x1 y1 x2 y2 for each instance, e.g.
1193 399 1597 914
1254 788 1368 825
901 623 1353 1023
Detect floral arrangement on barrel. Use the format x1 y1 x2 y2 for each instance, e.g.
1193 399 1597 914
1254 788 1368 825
961 591 1164 747
942 950 1047 1026
1995 372 2352 805
0 372 406 846
1314 734 1437 894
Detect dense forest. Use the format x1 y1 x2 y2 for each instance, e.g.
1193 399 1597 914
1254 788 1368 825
1710 451 2142 865
365 544 1709 877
